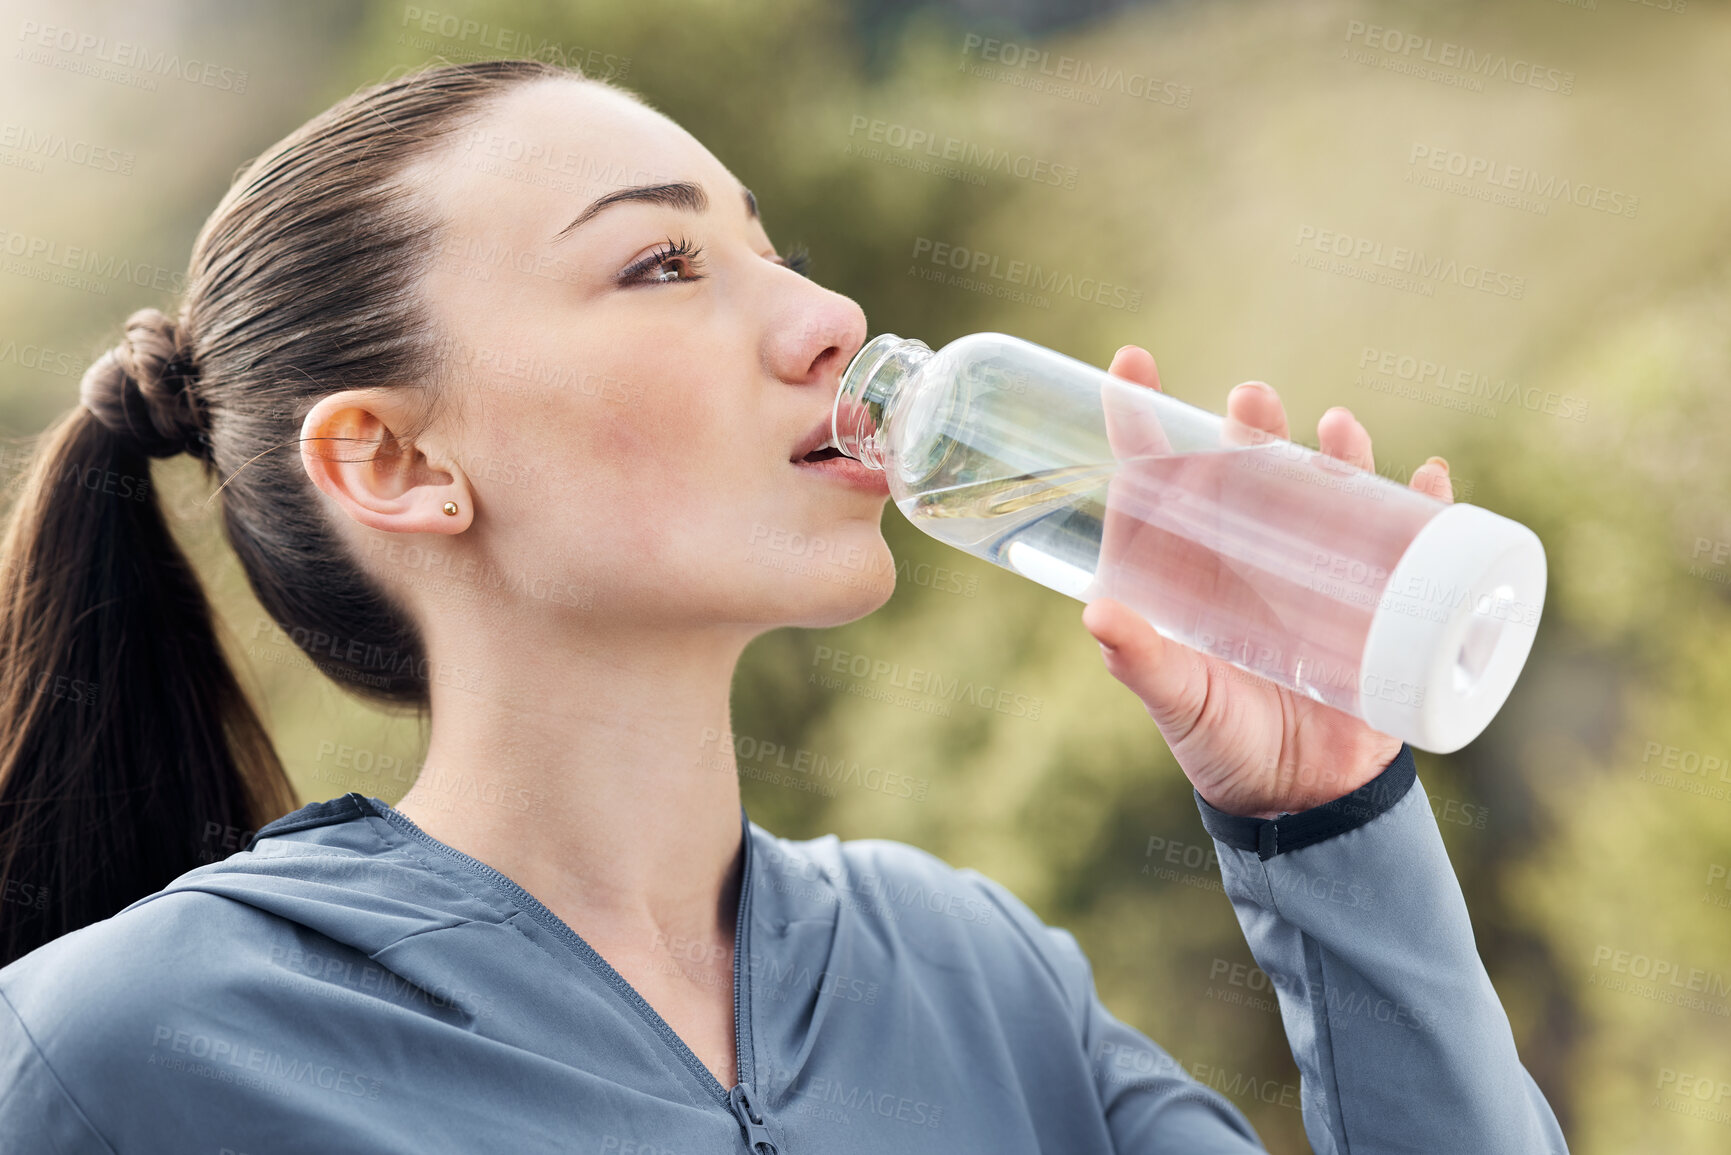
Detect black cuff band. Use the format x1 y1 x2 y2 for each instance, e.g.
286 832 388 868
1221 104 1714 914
1193 744 1417 861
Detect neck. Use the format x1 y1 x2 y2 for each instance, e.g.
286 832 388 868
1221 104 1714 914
392 615 750 953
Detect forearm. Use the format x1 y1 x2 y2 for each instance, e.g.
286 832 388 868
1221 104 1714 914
1195 745 1568 1154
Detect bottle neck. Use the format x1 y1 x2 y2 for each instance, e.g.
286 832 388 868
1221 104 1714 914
833 334 932 471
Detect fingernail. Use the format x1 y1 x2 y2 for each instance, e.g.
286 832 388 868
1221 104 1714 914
1425 455 1450 473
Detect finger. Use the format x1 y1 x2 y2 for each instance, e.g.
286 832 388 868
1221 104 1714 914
1316 406 1374 473
1103 344 1173 459
1081 597 1206 735
1106 344 1161 391
1223 381 1289 448
1410 455 1454 502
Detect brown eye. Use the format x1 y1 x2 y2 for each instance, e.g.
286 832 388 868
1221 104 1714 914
621 236 706 285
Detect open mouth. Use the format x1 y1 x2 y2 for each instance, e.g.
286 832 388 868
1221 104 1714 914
790 430 889 495
788 404 887 494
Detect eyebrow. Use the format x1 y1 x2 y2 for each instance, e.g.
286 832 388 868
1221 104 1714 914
551 180 758 243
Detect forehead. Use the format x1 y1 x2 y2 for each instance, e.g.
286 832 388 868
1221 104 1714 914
419 78 736 244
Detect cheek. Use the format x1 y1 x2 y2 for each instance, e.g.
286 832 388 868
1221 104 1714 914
570 397 746 544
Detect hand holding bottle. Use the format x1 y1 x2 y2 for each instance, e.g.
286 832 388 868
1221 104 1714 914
1081 345 1453 819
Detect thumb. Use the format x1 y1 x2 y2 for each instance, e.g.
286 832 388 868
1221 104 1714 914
1082 597 1204 732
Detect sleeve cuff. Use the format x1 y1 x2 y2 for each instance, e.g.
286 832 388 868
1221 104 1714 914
1192 743 1418 860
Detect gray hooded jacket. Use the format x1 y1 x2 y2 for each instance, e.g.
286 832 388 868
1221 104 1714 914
0 743 1568 1153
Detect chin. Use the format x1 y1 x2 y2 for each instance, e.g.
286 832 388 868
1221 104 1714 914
773 565 897 630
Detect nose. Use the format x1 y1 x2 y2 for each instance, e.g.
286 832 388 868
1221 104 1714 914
764 279 868 391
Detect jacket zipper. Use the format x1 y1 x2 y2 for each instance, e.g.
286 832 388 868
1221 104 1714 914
362 797 779 1152
728 1081 778 1153
726 806 779 1152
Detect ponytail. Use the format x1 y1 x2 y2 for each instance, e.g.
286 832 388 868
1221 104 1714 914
0 372 295 967
0 58 614 965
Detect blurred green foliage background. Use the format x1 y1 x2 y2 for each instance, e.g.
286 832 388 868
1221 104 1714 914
4 0 1730 1149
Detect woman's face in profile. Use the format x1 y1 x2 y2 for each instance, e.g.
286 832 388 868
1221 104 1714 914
401 78 892 635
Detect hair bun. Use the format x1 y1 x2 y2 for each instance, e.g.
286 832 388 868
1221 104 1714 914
79 307 211 461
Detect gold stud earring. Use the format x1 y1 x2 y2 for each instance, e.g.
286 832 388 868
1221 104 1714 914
442 501 459 517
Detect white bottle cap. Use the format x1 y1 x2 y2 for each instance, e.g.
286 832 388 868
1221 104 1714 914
1358 502 1547 754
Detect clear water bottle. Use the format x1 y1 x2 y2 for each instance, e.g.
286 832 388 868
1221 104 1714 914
832 331 1546 754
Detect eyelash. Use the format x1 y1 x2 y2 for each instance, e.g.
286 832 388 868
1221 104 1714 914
618 236 812 284
622 235 706 284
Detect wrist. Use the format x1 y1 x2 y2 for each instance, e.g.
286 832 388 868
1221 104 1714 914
1194 742 1418 861
1205 733 1406 819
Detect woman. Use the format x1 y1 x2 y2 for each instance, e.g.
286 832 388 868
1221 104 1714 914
0 60 1566 1152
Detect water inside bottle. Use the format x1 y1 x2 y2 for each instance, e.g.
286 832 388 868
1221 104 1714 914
899 444 1442 714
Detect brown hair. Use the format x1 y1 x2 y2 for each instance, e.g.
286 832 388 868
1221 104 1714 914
0 58 604 966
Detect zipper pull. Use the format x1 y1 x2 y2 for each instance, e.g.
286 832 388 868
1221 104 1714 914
727 1082 780 1154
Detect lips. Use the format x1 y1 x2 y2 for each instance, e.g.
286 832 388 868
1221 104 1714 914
788 397 887 494
792 451 892 495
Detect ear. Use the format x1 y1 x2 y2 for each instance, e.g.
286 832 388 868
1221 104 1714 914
298 388 473 535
